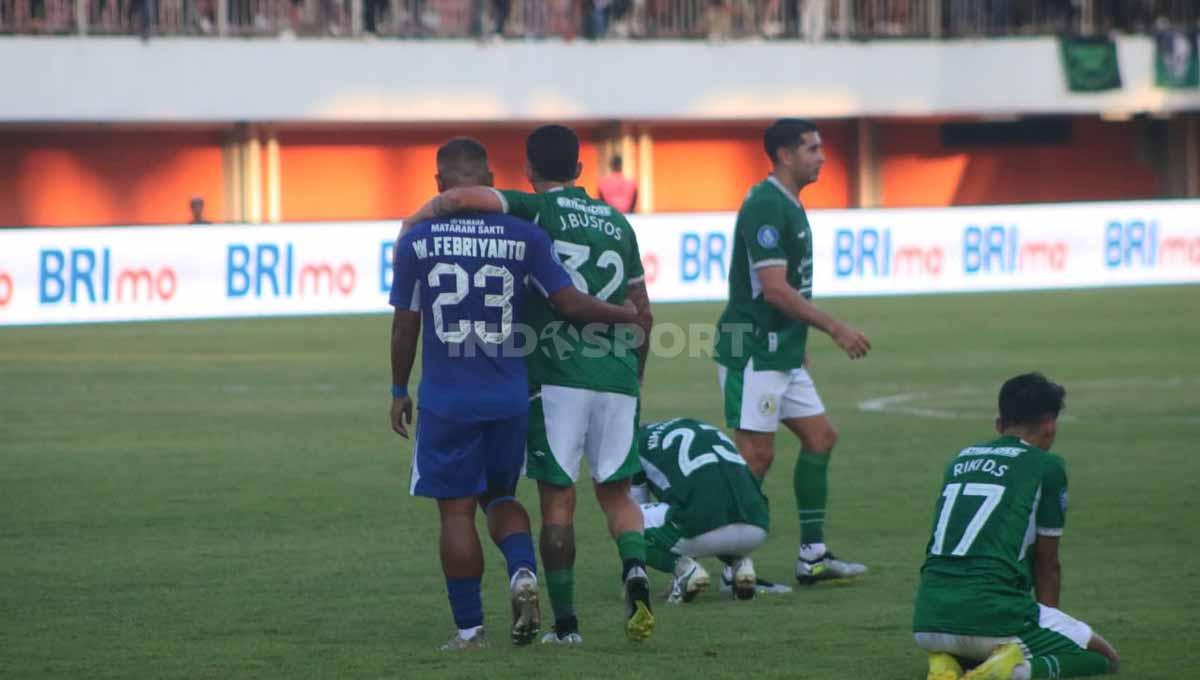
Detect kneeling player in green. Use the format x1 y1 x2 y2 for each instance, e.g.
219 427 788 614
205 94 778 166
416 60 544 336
631 418 780 602
913 373 1119 680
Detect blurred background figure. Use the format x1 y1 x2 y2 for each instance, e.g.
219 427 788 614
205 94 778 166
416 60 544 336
189 196 210 225
598 155 638 214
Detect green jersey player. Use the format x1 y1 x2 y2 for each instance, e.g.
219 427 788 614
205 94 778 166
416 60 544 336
713 118 871 585
913 373 1119 680
407 125 656 645
630 418 773 603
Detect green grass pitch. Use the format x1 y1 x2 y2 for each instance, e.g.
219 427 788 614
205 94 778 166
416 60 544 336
2 286 1198 679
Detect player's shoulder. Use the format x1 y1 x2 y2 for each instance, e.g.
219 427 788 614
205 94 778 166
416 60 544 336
737 182 787 218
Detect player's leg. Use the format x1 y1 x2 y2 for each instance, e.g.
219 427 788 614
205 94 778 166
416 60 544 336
537 481 579 644
479 413 540 646
410 409 491 650
526 385 586 644
677 523 767 600
437 496 489 650
638 502 709 604
585 390 653 641
719 361 788 479
1007 607 1117 679
781 367 866 584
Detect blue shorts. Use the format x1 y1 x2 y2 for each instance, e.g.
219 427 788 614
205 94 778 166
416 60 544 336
409 409 528 499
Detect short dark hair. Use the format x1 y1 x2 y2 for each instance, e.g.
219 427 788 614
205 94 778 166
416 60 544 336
763 118 819 163
609 154 623 172
436 137 490 185
998 372 1066 428
526 124 580 182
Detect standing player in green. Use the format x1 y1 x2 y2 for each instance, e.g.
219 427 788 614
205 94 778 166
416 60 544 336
713 118 872 585
913 373 1119 680
406 125 656 644
630 417 774 603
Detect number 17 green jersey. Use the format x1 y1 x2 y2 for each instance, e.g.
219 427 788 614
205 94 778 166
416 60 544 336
494 186 645 397
913 435 1069 636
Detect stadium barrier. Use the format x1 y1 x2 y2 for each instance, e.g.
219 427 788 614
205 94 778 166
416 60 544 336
1 200 1198 326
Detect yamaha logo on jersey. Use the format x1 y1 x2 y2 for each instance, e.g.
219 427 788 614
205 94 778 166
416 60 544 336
758 394 778 417
757 225 780 249
1059 489 1068 514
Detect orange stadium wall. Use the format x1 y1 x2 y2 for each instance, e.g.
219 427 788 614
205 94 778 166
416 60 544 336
651 122 854 211
0 129 226 227
0 119 1166 227
878 117 1162 207
278 127 602 222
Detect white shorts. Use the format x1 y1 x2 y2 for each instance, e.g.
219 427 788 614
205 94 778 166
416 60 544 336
640 502 768 558
717 358 826 432
914 605 1093 661
526 384 639 485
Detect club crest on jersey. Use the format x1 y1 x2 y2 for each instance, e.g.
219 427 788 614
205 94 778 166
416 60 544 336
758 394 778 417
757 225 780 249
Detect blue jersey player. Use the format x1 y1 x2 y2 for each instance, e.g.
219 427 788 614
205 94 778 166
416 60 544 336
388 138 645 651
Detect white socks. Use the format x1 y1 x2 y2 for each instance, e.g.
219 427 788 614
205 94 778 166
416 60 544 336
799 542 827 561
457 625 484 641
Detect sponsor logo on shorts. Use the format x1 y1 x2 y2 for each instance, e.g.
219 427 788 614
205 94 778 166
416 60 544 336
758 394 777 417
757 225 780 249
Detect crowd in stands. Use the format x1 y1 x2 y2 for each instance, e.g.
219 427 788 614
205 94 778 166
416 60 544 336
2 0 1196 40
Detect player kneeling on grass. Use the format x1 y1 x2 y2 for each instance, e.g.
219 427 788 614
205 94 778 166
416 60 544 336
389 137 645 651
912 373 1119 680
631 418 787 603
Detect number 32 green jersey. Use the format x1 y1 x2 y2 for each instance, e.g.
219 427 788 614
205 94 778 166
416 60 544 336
496 187 645 397
913 435 1069 636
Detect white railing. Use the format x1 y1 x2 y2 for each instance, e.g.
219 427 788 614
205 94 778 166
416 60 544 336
0 0 1195 38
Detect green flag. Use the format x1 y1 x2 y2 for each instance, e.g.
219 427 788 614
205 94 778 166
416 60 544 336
1059 35 1122 92
1155 31 1199 89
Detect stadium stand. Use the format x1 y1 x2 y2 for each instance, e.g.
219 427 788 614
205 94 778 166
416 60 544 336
1 0 1196 39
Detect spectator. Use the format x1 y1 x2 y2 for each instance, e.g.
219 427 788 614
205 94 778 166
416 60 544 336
799 0 827 42
472 0 511 38
189 197 211 225
597 155 638 214
704 0 732 40
583 0 608 39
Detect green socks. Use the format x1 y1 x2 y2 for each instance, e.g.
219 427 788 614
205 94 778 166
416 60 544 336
545 569 576 622
616 530 647 580
795 450 830 545
1030 650 1113 678
643 526 681 573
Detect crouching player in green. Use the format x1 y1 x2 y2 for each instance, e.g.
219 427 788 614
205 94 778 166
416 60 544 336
631 418 788 603
913 373 1119 680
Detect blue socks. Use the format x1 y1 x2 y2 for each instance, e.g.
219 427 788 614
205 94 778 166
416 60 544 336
497 532 537 579
446 577 483 630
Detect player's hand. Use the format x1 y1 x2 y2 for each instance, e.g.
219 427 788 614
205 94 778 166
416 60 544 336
830 322 870 360
390 396 414 438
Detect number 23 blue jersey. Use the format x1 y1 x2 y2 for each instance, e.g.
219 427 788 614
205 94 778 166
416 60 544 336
390 213 572 421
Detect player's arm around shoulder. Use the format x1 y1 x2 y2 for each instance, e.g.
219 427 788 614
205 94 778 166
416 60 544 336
404 186 509 226
528 225 639 326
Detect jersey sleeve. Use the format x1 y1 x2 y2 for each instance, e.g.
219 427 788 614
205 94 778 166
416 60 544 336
496 189 543 221
625 222 646 285
388 229 422 311
526 226 572 296
1036 456 1068 537
739 197 789 269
